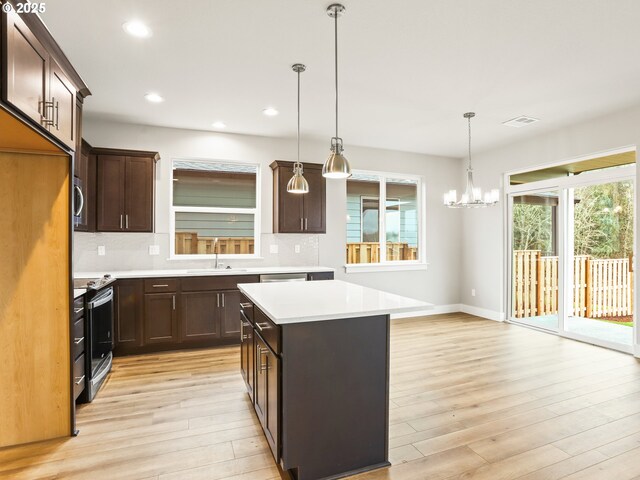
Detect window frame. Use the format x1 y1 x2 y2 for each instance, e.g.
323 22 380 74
345 169 427 273
169 157 262 260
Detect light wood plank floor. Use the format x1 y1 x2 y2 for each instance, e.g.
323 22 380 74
2 313 640 479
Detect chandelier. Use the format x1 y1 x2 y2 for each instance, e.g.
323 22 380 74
444 112 499 208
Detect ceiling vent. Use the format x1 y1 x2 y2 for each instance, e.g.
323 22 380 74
502 115 539 128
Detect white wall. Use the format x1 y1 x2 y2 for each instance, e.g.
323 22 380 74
79 118 463 307
460 104 640 325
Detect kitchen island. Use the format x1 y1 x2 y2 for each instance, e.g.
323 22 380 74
238 280 431 480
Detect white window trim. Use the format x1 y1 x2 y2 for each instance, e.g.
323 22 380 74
345 169 427 273
169 157 262 260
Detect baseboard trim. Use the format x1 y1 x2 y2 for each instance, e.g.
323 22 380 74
460 304 505 322
391 304 461 319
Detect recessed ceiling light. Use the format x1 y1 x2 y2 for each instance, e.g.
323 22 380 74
263 107 279 117
122 21 152 38
211 122 226 129
144 92 164 103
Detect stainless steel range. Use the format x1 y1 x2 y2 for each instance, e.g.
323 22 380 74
74 275 116 402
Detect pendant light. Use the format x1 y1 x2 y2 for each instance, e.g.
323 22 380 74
287 63 309 194
444 112 499 208
322 3 351 179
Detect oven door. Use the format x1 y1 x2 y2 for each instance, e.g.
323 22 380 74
87 287 114 375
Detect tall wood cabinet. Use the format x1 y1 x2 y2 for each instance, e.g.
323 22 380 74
94 148 159 232
270 161 326 233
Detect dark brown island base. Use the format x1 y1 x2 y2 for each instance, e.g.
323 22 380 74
238 280 430 480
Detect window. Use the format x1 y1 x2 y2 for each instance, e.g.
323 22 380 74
171 159 260 258
346 172 423 266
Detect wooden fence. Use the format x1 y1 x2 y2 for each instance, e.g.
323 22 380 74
346 242 418 264
512 250 633 319
175 233 254 255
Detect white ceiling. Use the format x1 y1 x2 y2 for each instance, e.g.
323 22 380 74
42 0 640 158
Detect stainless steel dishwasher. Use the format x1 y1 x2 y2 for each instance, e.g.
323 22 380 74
259 273 308 283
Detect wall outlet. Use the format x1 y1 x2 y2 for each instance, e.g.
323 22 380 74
270 244 278 254
97 246 106 256
294 244 301 254
149 245 160 256
471 288 476 297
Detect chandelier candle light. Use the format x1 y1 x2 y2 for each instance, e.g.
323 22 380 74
322 3 351 179
287 63 309 194
444 112 499 208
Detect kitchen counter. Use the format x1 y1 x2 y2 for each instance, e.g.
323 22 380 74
74 266 333 280
238 279 430 324
73 288 86 299
239 279 430 479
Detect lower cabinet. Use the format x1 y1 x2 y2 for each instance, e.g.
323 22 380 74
221 290 242 338
114 279 144 350
144 293 179 344
181 291 220 341
240 314 254 402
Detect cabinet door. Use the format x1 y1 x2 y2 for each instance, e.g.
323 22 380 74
4 11 49 127
302 168 326 233
96 155 126 231
181 291 220 342
115 279 143 349
124 156 154 232
264 346 280 460
254 335 268 426
48 58 76 148
276 170 303 233
240 318 254 401
220 290 241 338
74 142 89 231
144 293 179 344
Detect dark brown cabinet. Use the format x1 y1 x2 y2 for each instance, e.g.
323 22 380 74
74 140 96 232
144 293 179 344
181 291 220 341
253 329 281 461
221 290 242 338
240 312 254 402
114 279 144 350
95 148 158 233
2 9 87 150
271 161 326 234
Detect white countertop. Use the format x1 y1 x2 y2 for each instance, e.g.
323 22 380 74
74 266 334 280
74 288 86 299
238 280 432 324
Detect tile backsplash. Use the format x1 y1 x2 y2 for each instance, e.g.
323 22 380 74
74 232 320 273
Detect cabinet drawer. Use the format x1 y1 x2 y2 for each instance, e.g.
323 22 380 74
308 271 334 281
73 353 86 400
73 297 84 320
254 308 280 354
144 278 179 293
240 293 254 324
182 275 259 292
72 318 85 359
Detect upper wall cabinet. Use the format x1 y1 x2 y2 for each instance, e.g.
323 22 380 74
1 7 90 150
94 148 159 233
270 161 326 234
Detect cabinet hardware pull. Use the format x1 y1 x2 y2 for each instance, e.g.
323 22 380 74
74 307 84 314
172 295 176 310
120 214 123 229
74 375 85 385
255 322 266 331
125 214 129 229
300 218 303 230
74 337 84 345
222 293 225 308
240 302 252 309
305 218 308 230
260 357 269 372
152 284 169 288
54 99 59 130
217 293 220 308
40 100 55 126
256 345 262 372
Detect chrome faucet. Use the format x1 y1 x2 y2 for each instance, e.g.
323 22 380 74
213 237 219 269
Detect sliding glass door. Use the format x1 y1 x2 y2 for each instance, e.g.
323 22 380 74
507 159 635 353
